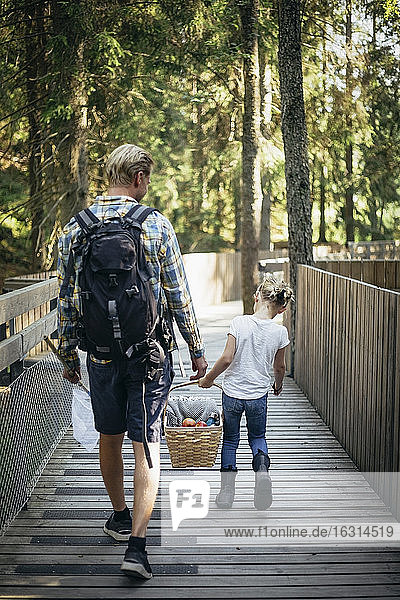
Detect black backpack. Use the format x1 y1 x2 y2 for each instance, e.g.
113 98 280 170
61 203 164 370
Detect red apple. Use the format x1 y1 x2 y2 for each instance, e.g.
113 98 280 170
195 421 208 427
182 418 196 427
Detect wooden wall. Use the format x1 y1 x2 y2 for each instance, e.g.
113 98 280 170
294 265 400 514
183 252 241 306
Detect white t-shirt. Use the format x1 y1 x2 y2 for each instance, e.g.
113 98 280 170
222 315 290 399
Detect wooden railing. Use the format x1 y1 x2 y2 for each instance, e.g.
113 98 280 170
294 265 400 512
316 260 400 291
0 278 58 383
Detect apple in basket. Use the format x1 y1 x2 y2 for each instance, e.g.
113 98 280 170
182 418 196 427
195 421 208 427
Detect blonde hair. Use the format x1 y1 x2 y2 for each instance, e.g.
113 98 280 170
105 144 154 186
256 273 294 308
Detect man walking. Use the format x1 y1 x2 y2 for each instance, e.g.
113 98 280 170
57 143 207 579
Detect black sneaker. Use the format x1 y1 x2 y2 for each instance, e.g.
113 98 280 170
103 511 132 541
121 545 153 579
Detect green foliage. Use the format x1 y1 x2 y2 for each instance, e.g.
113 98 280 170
0 0 399 280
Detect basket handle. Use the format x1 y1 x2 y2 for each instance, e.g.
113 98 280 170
169 380 222 394
163 380 222 421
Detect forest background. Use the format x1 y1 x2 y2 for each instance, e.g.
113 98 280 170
0 0 399 291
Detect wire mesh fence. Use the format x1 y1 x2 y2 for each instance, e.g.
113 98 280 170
0 351 88 535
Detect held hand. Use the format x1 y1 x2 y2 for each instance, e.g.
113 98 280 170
272 382 283 396
62 367 81 384
198 376 213 389
190 355 208 380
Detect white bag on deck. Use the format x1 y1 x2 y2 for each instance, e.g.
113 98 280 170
72 387 99 452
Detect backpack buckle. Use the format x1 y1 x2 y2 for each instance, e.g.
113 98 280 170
108 300 122 339
126 285 139 298
108 273 118 287
125 339 150 359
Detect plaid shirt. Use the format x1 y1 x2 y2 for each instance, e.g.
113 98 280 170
57 195 204 372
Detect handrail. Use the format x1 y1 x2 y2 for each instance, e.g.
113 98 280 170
298 264 400 293
0 278 58 324
0 310 57 372
0 276 58 382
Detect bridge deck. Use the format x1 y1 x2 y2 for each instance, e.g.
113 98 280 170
0 302 399 599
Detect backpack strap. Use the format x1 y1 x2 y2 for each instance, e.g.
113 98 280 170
59 209 100 297
74 208 100 235
124 203 155 225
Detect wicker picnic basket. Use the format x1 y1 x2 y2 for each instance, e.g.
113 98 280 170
163 381 223 468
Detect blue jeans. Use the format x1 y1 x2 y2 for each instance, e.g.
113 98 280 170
221 392 268 469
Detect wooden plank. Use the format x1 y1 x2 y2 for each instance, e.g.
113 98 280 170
3 548 400 561
0 334 22 372
385 261 397 290
1 297 399 600
362 261 376 286
0 278 58 324
2 573 400 587
393 295 400 473
350 260 362 281
0 584 400 598
0 310 56 371
2 561 400 576
21 309 57 356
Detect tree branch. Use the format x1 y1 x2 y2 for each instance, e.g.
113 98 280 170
0 94 48 124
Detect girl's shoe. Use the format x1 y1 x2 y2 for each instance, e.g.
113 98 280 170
252 450 272 510
215 467 238 509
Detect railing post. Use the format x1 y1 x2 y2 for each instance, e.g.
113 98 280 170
0 321 9 385
8 317 24 382
50 297 58 339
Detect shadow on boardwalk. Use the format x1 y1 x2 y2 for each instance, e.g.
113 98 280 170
0 302 399 599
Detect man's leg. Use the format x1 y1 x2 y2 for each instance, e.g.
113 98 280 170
131 440 161 537
121 355 171 578
120 440 160 579
99 432 126 510
100 432 133 541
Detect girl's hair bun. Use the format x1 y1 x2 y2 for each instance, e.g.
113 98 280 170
256 273 294 307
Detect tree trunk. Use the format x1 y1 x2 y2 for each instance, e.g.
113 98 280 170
232 172 241 251
51 0 89 227
259 175 271 251
345 0 354 242
239 0 263 314
318 162 327 243
25 0 46 271
318 31 327 244
70 41 89 215
259 45 273 136
278 0 314 372
189 78 207 240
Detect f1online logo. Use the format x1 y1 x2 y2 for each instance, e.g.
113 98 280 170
169 480 210 531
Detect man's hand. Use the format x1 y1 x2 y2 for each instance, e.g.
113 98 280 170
198 375 213 388
190 355 208 380
62 367 81 384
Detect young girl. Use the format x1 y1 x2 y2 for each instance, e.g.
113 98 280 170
198 274 294 510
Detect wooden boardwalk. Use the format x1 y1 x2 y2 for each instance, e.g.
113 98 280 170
0 302 400 599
